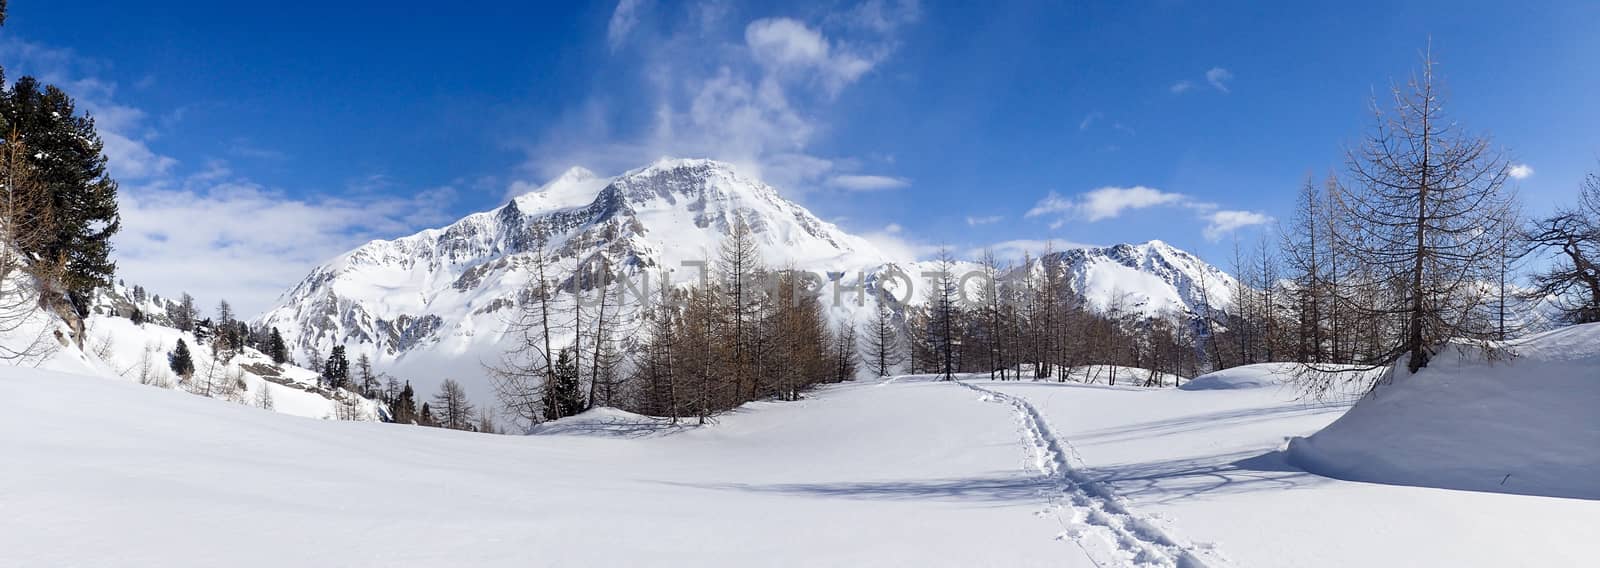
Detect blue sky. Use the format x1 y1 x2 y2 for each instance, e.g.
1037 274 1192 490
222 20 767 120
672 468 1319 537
3 0 1598 314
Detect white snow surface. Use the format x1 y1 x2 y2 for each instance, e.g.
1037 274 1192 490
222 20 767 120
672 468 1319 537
3 371 1086 567
975 370 1598 567
6 362 1597 566
1287 322 1600 500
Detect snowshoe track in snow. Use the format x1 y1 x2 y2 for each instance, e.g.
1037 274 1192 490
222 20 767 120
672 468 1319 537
957 380 1230 568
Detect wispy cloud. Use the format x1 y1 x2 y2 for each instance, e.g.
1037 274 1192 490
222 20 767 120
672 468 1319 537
1027 185 1270 241
606 0 647 52
965 215 1003 226
1 35 456 315
1509 163 1534 180
1205 67 1233 93
118 171 457 316
1078 111 1102 131
1202 209 1272 241
1170 67 1233 95
826 174 909 191
522 1 920 197
0 38 179 181
1027 186 1187 222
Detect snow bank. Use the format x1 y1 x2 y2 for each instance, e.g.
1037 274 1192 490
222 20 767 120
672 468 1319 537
1288 323 1600 499
529 406 692 437
1180 363 1299 390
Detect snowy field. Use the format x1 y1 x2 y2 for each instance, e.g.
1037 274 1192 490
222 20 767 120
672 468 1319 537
5 360 1597 566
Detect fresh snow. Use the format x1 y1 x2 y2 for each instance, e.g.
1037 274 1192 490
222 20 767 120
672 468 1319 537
1287 322 1600 500
2 371 1089 567
975 371 1598 567
6 353 1597 566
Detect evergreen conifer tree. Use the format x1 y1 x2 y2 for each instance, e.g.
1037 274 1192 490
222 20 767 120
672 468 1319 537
543 346 586 421
268 328 288 365
168 339 194 378
322 345 349 389
0 76 121 313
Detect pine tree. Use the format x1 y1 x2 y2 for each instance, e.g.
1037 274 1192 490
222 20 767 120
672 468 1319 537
543 346 586 421
391 381 418 424
322 345 349 390
130 308 144 326
268 328 288 365
418 402 436 427
0 75 121 313
168 339 194 378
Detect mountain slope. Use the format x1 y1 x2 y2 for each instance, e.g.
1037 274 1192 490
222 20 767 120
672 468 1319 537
256 159 1238 402
1058 240 1236 317
256 159 892 398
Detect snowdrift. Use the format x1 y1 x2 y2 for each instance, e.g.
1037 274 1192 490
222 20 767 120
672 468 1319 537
1180 363 1299 390
529 406 692 437
1288 323 1600 499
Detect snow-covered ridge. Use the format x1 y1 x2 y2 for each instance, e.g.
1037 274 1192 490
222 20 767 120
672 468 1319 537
256 159 1238 402
1014 239 1237 318
255 158 896 399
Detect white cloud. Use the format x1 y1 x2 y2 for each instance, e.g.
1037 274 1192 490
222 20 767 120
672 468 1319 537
522 1 918 197
883 222 903 234
1509 163 1534 180
1202 209 1272 241
746 19 830 68
0 38 179 181
826 174 909 191
0 36 458 316
99 129 178 180
965 215 1003 226
1028 185 1270 241
1028 186 1187 222
1206 67 1233 93
1023 191 1074 218
116 171 457 316
1169 80 1195 94
606 0 647 51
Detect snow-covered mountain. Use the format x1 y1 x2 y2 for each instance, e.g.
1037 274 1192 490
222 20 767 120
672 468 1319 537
1031 240 1237 319
256 159 893 396
256 158 1237 399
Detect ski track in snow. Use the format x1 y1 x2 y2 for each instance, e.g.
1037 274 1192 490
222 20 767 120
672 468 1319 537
955 379 1230 568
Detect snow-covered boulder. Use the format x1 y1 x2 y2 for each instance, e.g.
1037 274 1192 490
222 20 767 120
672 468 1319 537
1287 323 1600 499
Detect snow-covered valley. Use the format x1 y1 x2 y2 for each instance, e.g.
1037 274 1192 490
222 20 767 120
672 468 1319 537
6 342 1596 567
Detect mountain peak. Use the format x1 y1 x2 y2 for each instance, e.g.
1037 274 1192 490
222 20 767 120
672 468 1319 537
631 156 737 175
512 166 612 213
